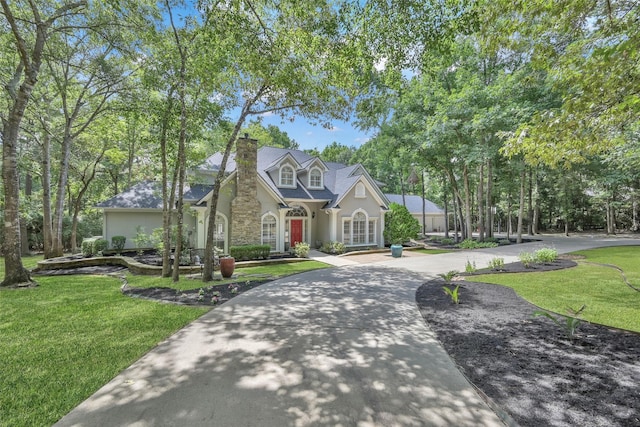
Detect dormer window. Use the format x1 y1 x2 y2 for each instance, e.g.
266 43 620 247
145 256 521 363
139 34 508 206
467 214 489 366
308 167 323 189
279 165 295 187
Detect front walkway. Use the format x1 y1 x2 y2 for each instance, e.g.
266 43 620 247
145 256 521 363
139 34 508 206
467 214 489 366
55 234 640 427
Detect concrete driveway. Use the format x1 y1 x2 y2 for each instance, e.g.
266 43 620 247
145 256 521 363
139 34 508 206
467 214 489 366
55 234 640 426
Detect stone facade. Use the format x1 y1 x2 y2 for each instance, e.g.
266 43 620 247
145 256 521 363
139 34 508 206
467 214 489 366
230 135 262 246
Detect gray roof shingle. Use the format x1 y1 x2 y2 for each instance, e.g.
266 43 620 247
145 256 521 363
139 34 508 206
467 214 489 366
385 194 444 214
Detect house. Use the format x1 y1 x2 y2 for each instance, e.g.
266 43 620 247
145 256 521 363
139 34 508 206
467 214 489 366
384 194 446 235
97 136 391 253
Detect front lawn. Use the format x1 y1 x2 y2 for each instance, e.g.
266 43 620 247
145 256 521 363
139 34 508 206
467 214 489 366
472 246 640 332
0 258 327 426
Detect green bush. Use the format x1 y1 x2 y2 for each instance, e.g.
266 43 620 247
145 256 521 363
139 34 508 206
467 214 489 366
488 257 505 270
111 236 126 253
498 239 511 245
457 239 499 249
519 251 536 268
535 248 558 263
81 239 95 257
294 242 310 258
384 203 420 245
440 238 455 245
320 241 346 255
93 238 108 255
230 244 271 261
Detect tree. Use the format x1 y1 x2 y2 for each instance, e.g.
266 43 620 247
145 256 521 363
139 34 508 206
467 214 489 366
384 202 420 244
0 0 87 286
198 0 371 282
320 142 356 165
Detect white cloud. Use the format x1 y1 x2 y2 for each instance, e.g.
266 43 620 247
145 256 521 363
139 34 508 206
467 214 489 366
328 126 341 132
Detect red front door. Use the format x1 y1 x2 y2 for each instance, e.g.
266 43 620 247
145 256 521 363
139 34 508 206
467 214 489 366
290 219 303 247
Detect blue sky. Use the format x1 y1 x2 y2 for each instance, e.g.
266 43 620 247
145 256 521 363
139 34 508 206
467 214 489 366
255 113 374 152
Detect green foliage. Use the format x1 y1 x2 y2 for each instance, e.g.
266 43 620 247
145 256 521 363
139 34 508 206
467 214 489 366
457 239 499 249
535 248 558 264
293 242 310 258
438 270 459 283
229 245 271 261
133 226 151 255
442 285 461 304
320 241 346 255
81 238 97 257
465 259 477 273
440 238 455 245
111 236 126 253
534 305 586 340
93 239 108 256
488 257 505 270
384 202 420 245
519 251 535 268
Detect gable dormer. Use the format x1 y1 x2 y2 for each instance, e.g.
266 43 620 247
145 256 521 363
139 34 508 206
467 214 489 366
278 163 296 188
265 152 302 189
300 157 328 190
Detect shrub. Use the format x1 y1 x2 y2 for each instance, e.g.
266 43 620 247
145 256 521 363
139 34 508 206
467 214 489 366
133 226 151 255
498 239 511 245
293 242 310 258
535 248 558 263
111 236 126 253
488 257 505 270
93 238 108 256
457 239 497 249
519 251 535 268
320 241 346 255
229 244 271 261
81 238 96 257
440 238 455 245
384 202 420 245
465 259 477 273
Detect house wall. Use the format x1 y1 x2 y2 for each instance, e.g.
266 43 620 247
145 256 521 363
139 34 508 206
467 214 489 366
102 210 197 250
412 213 446 234
337 182 386 248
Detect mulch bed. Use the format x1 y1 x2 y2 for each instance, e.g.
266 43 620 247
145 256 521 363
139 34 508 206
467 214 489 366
416 259 640 427
122 279 270 306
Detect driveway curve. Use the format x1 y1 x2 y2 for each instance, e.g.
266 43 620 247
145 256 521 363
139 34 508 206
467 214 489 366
56 234 640 427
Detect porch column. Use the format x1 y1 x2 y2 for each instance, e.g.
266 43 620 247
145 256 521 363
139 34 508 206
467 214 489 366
379 208 386 248
328 209 338 242
278 208 288 252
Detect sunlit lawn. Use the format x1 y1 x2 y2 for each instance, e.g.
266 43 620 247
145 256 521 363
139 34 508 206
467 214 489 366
413 248 452 255
472 246 640 332
0 257 328 426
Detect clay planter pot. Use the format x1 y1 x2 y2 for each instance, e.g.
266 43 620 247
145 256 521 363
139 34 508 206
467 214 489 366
219 257 235 278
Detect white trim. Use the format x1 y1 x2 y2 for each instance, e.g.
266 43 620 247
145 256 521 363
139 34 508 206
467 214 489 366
354 182 366 198
261 212 278 251
279 164 296 188
308 166 323 189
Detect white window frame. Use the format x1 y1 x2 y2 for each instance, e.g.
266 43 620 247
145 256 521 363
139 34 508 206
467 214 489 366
279 164 296 188
352 212 367 244
261 213 278 251
355 182 366 198
308 167 323 189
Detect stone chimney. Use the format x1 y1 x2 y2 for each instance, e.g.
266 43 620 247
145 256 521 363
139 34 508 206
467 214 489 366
231 134 262 246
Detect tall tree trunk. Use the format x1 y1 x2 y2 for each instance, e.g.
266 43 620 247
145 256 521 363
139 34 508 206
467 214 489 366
527 167 534 235
21 173 32 256
517 166 526 244
453 193 459 242
41 128 54 258
70 152 104 253
463 165 473 240
52 132 73 256
477 162 485 241
442 176 449 238
632 192 639 232
485 159 493 238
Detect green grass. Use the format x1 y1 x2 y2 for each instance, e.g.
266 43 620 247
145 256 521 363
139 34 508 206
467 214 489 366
0 258 326 426
414 248 452 255
472 246 640 332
